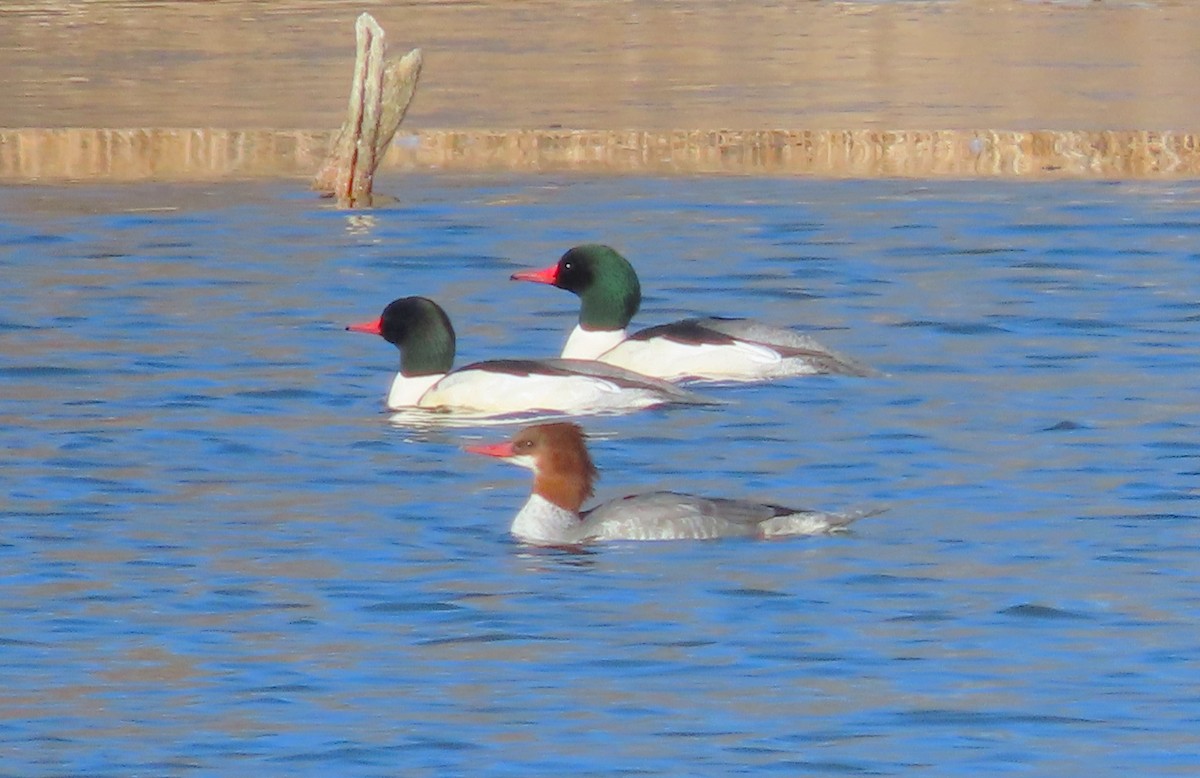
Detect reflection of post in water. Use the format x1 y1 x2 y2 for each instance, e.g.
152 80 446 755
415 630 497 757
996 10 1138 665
312 13 422 208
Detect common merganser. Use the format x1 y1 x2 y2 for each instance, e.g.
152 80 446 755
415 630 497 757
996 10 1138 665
466 422 878 545
511 244 877 383
346 297 708 416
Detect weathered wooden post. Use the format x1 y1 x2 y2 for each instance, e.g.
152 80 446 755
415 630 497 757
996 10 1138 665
313 13 422 207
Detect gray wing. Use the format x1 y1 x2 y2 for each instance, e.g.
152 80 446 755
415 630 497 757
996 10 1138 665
687 317 879 377
578 491 794 541
579 491 883 541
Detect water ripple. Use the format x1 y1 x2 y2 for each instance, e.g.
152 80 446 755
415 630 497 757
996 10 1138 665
2 177 1199 775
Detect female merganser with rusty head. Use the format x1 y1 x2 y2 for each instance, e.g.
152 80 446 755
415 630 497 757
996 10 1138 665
512 244 877 383
467 422 878 545
346 297 708 416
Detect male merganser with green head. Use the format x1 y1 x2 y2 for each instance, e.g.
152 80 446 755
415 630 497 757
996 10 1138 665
346 297 708 416
512 244 876 383
467 422 879 545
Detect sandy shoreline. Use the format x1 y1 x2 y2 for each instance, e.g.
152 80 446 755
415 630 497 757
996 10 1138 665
3 127 1198 182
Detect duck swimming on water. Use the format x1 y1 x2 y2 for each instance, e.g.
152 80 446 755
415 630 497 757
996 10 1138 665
347 296 708 417
467 422 880 545
512 244 877 383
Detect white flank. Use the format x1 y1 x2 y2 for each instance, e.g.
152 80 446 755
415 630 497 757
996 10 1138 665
418 369 664 415
599 338 808 382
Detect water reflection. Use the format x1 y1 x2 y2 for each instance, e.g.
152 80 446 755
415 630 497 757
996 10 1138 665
3 1 1199 130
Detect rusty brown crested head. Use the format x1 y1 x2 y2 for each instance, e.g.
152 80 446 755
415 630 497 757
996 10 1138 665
467 422 598 514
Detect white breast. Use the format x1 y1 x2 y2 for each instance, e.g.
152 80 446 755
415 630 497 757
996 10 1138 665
510 494 582 545
561 325 628 361
386 372 444 409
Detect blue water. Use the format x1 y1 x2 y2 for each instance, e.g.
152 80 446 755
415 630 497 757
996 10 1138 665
2 177 1198 775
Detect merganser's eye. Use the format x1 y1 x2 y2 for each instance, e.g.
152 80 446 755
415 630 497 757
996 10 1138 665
562 261 572 271
515 439 534 451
